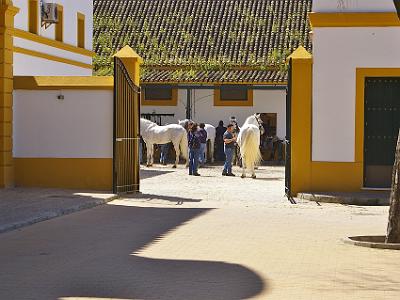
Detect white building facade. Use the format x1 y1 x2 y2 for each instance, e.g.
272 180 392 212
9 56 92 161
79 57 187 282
289 0 400 194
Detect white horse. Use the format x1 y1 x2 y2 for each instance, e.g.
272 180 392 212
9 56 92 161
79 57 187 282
178 119 215 163
237 114 264 179
140 118 188 168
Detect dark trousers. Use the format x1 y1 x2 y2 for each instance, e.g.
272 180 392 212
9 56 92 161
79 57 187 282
189 148 200 175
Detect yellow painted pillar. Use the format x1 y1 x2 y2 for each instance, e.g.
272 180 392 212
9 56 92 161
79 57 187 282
0 1 18 188
288 46 313 196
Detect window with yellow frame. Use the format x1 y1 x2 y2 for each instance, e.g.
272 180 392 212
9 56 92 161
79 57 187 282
214 85 253 106
142 85 178 106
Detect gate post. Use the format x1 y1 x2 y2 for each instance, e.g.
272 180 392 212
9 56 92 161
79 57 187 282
288 46 313 196
113 46 142 86
0 1 18 188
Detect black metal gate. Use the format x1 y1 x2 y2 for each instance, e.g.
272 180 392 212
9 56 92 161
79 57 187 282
113 57 141 194
364 77 400 188
285 58 295 204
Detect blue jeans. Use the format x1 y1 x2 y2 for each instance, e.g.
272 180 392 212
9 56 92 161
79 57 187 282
223 146 234 174
160 143 169 164
189 148 200 175
199 143 207 164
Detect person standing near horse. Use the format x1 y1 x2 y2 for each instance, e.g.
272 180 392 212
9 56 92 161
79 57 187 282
215 120 226 161
230 116 241 166
198 123 208 166
188 123 201 176
222 124 237 176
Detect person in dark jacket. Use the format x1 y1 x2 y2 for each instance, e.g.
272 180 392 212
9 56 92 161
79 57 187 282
215 120 226 161
198 123 208 166
188 123 201 176
222 124 237 176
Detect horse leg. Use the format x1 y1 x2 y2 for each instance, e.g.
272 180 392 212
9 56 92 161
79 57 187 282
251 164 256 179
210 140 215 163
146 143 152 167
173 142 179 168
241 159 246 178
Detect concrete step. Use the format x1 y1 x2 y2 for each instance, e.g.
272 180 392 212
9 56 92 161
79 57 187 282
298 191 390 206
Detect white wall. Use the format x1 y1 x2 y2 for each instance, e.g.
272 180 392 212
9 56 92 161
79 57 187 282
13 0 93 50
312 27 400 162
13 90 113 158
312 0 396 12
14 52 92 76
141 88 286 139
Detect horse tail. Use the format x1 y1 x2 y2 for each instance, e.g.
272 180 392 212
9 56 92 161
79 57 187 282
239 128 262 169
179 130 189 160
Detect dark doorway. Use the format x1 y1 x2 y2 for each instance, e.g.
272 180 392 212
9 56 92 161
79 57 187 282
364 77 400 188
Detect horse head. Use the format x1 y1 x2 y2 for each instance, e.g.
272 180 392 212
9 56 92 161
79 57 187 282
254 114 265 135
178 119 191 131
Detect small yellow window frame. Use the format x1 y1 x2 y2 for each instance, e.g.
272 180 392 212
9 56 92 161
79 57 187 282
214 85 254 106
77 12 85 48
28 0 39 34
55 5 63 42
141 87 178 106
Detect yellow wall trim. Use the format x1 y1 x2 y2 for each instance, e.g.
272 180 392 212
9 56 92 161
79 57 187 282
55 4 64 42
141 88 178 106
14 46 93 69
309 12 400 28
214 86 254 107
77 12 85 48
15 158 112 191
13 28 95 57
28 0 38 34
143 81 286 86
14 76 114 90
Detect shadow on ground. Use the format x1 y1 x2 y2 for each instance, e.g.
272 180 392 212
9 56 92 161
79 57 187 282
140 169 175 180
127 193 202 204
0 204 265 299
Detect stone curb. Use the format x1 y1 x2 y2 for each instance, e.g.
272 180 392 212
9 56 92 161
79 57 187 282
0 195 119 235
298 193 389 206
343 236 400 250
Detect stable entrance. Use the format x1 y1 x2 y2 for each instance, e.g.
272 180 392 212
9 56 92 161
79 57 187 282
364 77 400 188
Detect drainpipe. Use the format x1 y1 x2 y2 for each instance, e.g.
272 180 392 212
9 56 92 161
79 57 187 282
186 88 192 120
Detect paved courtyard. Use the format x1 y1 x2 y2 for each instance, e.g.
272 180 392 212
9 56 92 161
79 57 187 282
0 165 400 299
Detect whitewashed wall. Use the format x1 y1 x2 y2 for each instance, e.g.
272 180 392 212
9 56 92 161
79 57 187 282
141 89 286 139
14 0 93 50
312 27 400 162
13 90 113 158
312 0 396 12
13 0 93 76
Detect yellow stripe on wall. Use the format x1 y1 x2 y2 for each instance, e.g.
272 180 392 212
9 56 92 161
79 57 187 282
13 28 94 57
309 12 400 28
15 158 113 191
14 46 93 69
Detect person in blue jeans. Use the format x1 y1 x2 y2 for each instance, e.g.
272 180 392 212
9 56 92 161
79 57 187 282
198 123 208 166
222 124 236 176
159 143 170 165
188 122 201 176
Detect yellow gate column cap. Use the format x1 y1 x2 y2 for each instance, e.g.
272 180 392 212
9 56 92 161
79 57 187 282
113 45 143 64
287 46 312 64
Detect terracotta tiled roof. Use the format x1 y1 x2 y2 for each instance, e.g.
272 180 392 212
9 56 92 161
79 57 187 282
93 0 312 83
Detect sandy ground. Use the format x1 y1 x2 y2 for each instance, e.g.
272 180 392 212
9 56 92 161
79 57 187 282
0 165 399 299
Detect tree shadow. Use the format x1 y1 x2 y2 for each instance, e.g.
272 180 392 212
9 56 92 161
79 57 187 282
0 205 266 299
